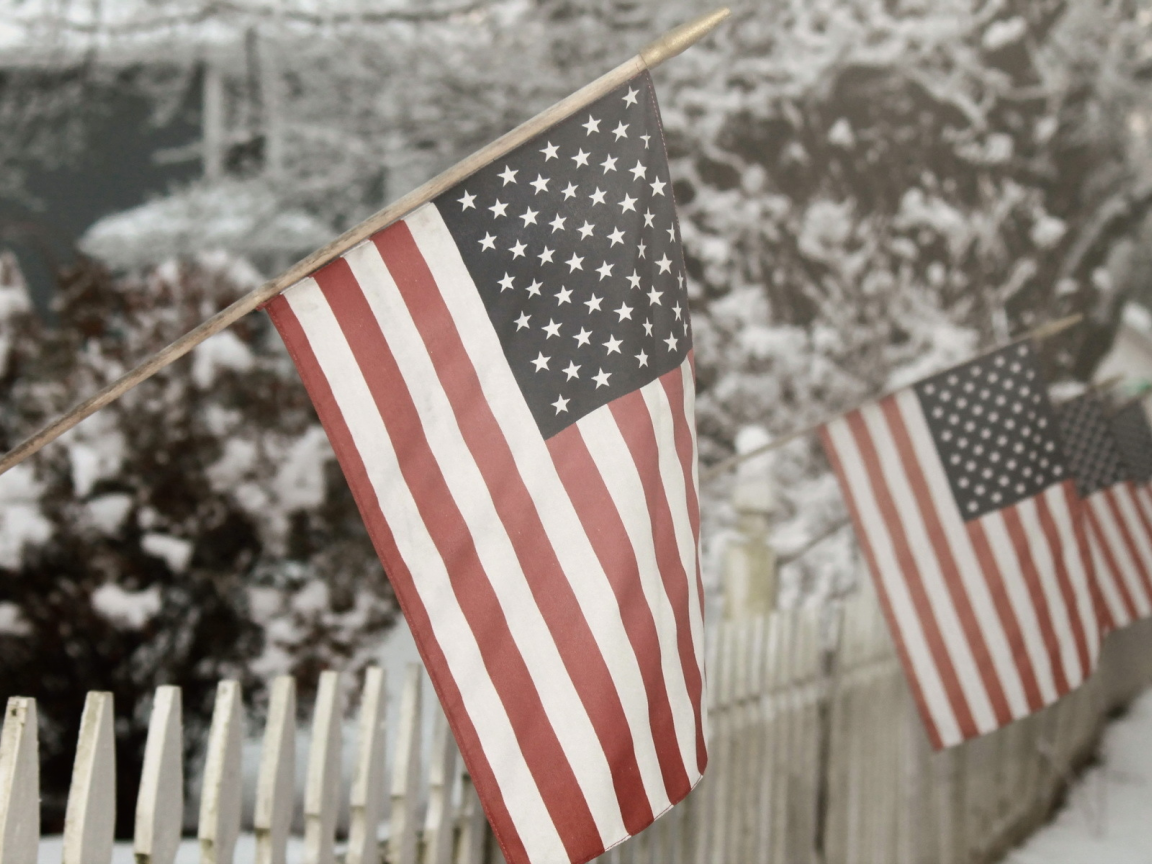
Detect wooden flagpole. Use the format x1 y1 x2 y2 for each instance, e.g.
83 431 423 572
0 7 731 479
699 313 1084 483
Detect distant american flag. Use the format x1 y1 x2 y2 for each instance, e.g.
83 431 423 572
266 72 705 864
1054 394 1152 631
821 344 1100 748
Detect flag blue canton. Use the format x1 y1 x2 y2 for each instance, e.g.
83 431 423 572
435 72 691 439
1111 401 1152 483
1054 393 1127 497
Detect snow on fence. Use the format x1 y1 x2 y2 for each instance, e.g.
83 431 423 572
3 595 1152 864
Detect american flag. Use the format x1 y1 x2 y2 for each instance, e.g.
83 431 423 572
1111 400 1152 487
821 343 1100 748
1054 394 1152 631
266 72 705 864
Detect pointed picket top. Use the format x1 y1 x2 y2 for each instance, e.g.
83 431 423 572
199 680 244 864
389 665 423 864
303 671 343 864
63 692 116 864
422 708 459 864
0 697 39 864
255 676 296 864
135 686 183 864
347 667 387 864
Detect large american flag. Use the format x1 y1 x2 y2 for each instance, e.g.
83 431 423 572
821 343 1100 748
265 73 705 864
1054 393 1152 631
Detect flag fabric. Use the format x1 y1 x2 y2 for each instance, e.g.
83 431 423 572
265 72 705 864
820 343 1100 749
1054 393 1152 631
1110 400 1152 488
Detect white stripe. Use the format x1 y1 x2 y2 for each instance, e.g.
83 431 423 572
825 415 960 745
1042 485 1100 668
978 513 1059 703
1015 495 1082 687
1114 485 1152 615
1086 518 1129 629
860 400 996 732
342 238 625 844
280 278 567 863
404 204 680 809
576 403 701 773
896 390 1029 718
1091 493 1152 617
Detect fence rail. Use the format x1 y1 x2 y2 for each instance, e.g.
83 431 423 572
3 582 1152 864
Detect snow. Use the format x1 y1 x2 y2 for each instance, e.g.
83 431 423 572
0 464 53 570
983 16 1028 51
1004 689 1152 864
84 493 134 534
62 411 125 498
0 601 31 636
192 330 255 388
1121 302 1152 335
274 426 333 513
90 582 163 630
141 532 194 573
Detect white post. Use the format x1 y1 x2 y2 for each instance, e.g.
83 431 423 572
63 692 116 864
0 697 39 864
304 671 343 864
389 665 423 864
203 57 226 182
255 677 296 864
199 680 244 864
347 668 388 864
134 686 183 864
423 709 459 864
454 773 487 864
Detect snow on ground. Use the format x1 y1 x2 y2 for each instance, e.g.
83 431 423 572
1005 688 1152 864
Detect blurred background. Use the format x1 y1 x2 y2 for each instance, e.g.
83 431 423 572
3 0 1152 840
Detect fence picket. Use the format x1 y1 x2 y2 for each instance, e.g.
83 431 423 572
255 676 296 864
423 709 459 864
63 691 115 864
199 680 244 864
0 697 38 864
348 667 388 864
304 671 343 864
390 664 423 864
134 686 183 864
454 773 486 864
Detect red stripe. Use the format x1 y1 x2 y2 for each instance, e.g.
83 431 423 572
313 256 602 861
1106 486 1152 604
1065 488 1110 642
374 223 657 835
607 389 707 772
998 506 1070 695
1034 485 1091 679
880 399 1011 726
1085 503 1130 628
819 423 943 750
845 405 978 740
658 366 706 620
964 519 1045 712
266 297 530 863
547 423 692 801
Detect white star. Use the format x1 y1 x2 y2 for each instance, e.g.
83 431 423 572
550 214 567 232
650 177 666 196
510 240 526 259
542 319 561 338
578 221 595 240
584 294 603 313
589 188 607 206
593 369 611 388
561 182 578 199
525 280 542 297
541 141 559 160
643 209 655 227
530 176 549 194
664 334 679 351
531 352 550 372
656 254 672 274
459 190 476 210
582 115 600 135
673 303 682 321
623 88 639 107
627 271 641 289
608 227 625 246
563 361 581 380
612 122 629 140
552 394 569 414
615 303 633 321
556 286 572 305
498 273 515 291
596 261 614 280
678 271 685 287
519 207 538 226
666 224 677 242
640 133 651 148
538 246 554 264
479 233 496 251
498 165 518 185
629 161 647 181
637 241 647 259
566 253 584 272
619 194 637 213
604 335 622 355
636 350 649 367
572 149 590 167
489 200 508 218
647 287 662 305
643 318 653 336
514 312 531 331
601 154 618 173
574 328 592 347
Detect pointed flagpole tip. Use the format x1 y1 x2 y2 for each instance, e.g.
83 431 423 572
640 7 731 70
